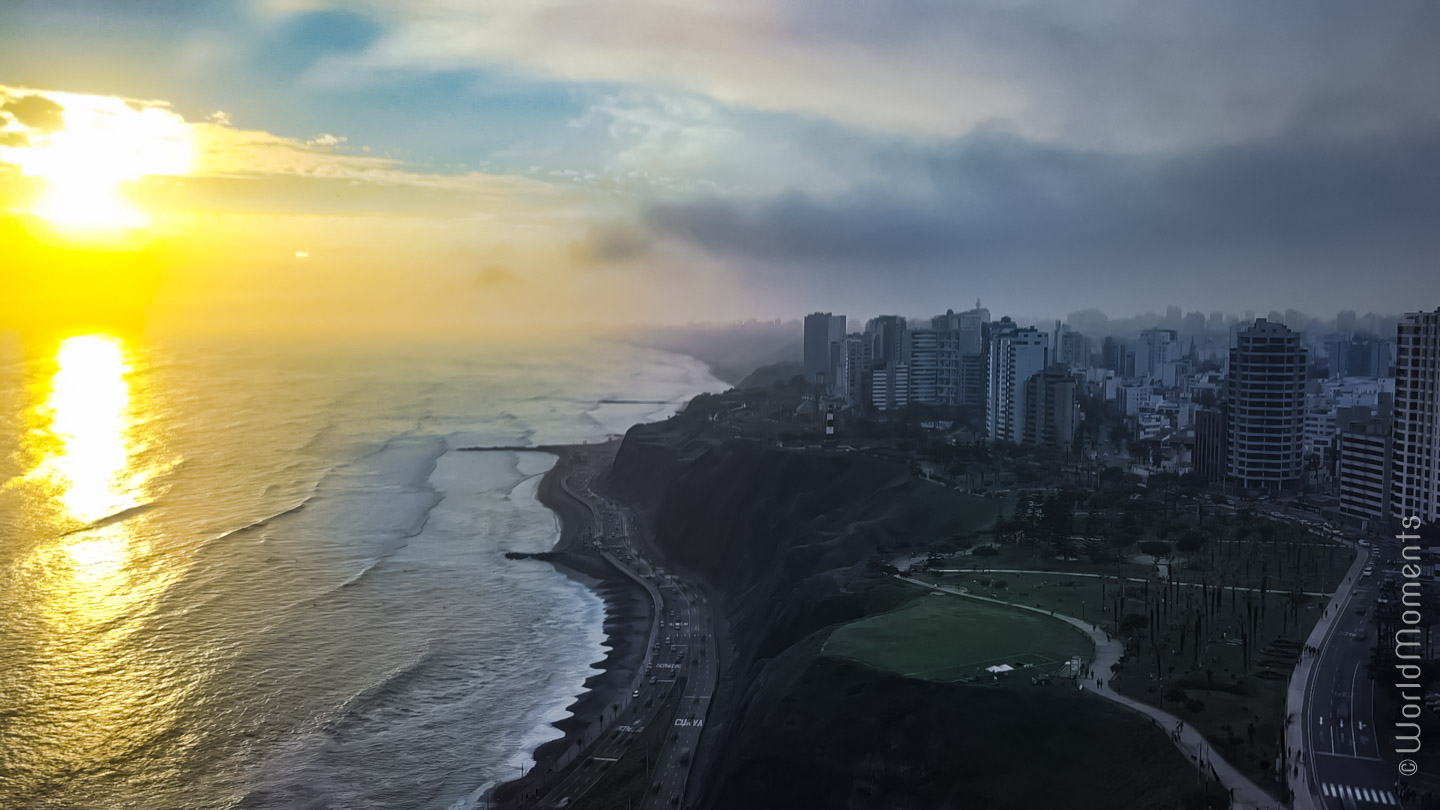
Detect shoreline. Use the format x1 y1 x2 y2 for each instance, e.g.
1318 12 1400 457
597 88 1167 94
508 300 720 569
489 442 651 808
488 352 732 807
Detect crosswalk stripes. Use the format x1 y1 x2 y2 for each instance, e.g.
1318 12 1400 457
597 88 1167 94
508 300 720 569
1322 783 1398 805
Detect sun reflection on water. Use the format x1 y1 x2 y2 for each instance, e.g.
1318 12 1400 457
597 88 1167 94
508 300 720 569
30 334 138 526
6 334 186 788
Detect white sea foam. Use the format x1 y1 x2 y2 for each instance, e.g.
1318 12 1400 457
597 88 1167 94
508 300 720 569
0 338 725 809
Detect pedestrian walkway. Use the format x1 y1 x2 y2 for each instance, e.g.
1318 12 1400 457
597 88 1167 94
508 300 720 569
1320 783 1398 806
898 575 1279 809
1285 541 1370 810
926 567 1333 598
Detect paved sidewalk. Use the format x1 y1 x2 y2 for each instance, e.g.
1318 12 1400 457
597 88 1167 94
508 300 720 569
1284 541 1370 810
931 567 1333 598
899 575 1280 809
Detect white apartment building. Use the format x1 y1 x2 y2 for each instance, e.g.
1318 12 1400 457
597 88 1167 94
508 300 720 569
1392 308 1440 522
987 324 1049 442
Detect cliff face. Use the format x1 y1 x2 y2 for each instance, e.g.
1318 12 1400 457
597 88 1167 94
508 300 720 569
605 416 1000 805
608 417 989 662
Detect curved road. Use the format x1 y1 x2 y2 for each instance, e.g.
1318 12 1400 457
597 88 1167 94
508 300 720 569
525 451 718 810
898 575 1278 809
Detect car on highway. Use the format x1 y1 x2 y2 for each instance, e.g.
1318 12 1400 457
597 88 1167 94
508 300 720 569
632 689 641 698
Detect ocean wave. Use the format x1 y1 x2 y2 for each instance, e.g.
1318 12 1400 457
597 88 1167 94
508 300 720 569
60 502 156 536
322 648 443 743
337 557 382 589
445 780 497 810
212 499 313 545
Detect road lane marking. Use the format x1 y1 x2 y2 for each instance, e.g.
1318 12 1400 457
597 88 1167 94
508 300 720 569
1349 661 1361 757
1323 784 1399 806
1315 751 1383 762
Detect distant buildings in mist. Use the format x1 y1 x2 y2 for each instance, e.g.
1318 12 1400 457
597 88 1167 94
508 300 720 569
801 303 1440 527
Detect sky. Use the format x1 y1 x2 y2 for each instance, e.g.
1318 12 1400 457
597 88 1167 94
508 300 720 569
1 0 1438 336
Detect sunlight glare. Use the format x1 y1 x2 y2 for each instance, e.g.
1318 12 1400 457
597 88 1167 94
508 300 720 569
30 335 137 524
4 94 192 231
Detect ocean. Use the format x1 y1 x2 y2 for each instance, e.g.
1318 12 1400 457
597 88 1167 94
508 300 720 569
0 333 724 809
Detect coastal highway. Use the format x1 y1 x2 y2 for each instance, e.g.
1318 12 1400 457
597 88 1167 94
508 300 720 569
1301 539 1401 809
526 448 718 810
629 516 717 810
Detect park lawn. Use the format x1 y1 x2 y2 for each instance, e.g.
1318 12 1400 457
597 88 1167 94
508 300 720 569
824 592 1093 683
917 571 1123 630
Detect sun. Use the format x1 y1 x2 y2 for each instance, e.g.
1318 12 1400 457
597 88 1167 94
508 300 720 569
2 92 193 232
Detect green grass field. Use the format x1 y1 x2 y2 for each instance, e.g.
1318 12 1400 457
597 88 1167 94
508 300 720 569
824 593 1092 683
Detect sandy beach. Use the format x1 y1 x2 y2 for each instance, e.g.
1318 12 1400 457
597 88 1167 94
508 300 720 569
489 442 653 807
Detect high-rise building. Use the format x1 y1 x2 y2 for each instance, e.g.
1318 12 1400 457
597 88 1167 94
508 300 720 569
1193 406 1227 484
1184 311 1207 335
1101 336 1127 372
987 320 1049 443
955 306 991 415
906 328 960 406
1226 319 1308 492
1325 334 1350 378
803 312 846 386
836 333 869 407
1392 308 1440 522
1023 365 1078 447
871 362 910 411
1136 328 1179 381
1336 310 1357 336
1348 336 1394 378
1302 407 1337 460
865 315 907 368
1337 401 1392 527
1058 330 1090 368
1326 333 1395 378
930 310 961 331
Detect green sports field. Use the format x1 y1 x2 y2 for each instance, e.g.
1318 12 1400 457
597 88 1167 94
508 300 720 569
824 592 1093 683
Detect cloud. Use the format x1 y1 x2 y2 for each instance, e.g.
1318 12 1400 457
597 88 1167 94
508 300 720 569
291 0 1440 150
307 132 346 148
1 94 65 132
631 127 1440 313
570 222 651 263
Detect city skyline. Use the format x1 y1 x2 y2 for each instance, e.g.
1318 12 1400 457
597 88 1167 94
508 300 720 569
800 304 1437 527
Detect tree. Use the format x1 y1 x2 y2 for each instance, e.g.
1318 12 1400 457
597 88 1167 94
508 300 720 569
1041 493 1074 540
1177 531 1208 553
1139 540 1171 565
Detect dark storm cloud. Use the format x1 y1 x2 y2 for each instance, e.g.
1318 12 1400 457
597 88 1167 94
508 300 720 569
640 129 1440 270
1 95 64 132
